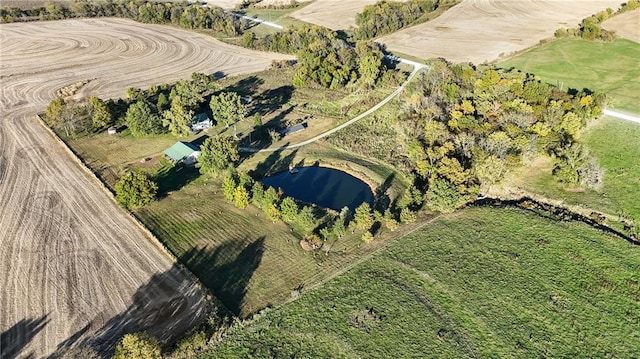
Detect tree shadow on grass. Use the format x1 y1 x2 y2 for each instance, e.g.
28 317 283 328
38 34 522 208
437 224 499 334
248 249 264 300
51 264 209 358
179 236 265 317
250 85 295 117
1 315 49 359
253 147 297 178
222 76 264 98
154 164 201 197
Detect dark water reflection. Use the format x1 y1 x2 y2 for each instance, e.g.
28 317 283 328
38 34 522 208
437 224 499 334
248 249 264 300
260 167 374 211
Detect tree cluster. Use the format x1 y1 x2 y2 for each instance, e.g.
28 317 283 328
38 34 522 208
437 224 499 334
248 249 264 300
0 0 245 35
294 39 386 89
353 0 440 40
43 72 225 138
554 1 638 42
115 171 158 209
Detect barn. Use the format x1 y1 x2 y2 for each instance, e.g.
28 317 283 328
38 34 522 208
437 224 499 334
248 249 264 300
164 141 200 165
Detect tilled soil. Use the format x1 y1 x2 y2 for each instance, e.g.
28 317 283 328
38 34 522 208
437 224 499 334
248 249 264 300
0 18 290 358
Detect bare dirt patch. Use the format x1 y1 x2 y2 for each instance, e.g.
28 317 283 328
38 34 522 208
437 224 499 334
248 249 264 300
602 9 640 43
0 18 291 358
289 0 402 30
378 0 623 64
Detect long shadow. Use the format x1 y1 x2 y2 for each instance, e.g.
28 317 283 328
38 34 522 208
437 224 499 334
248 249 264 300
179 237 265 316
154 164 200 196
251 85 295 117
374 172 395 213
222 76 264 98
1 315 49 359
254 148 297 178
51 264 209 358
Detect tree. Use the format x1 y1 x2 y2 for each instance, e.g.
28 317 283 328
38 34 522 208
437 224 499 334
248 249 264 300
222 173 237 202
163 101 193 137
426 178 467 214
251 182 265 207
234 185 250 209
113 333 161 359
361 230 374 243
280 197 299 223
126 100 162 137
353 202 374 230
261 186 280 210
297 206 316 233
198 136 239 176
115 172 158 209
355 41 384 88
209 92 247 128
88 96 111 129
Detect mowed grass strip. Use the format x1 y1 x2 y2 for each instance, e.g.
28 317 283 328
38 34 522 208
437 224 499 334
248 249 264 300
499 38 640 113
585 116 640 218
203 207 640 358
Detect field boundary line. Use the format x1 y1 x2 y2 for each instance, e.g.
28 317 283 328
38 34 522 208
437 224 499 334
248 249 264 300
33 114 227 313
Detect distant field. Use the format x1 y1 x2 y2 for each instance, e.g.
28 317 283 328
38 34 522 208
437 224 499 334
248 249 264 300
602 8 640 43
378 0 622 64
500 37 640 113
289 0 403 30
202 207 640 358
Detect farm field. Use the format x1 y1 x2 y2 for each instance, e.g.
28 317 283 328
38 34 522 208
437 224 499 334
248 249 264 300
602 8 640 43
289 0 403 30
499 37 640 113
202 207 640 358
498 37 640 220
0 18 290 357
378 0 623 64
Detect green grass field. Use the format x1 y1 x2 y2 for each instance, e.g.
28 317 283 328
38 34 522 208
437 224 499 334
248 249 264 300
500 38 640 113
202 207 640 358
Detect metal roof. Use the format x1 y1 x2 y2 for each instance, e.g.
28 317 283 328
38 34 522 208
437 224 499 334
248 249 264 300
163 141 199 162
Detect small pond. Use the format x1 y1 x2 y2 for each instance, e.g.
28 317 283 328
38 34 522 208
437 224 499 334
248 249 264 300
260 167 374 211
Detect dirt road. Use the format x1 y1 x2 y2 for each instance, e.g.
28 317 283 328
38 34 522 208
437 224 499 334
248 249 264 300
0 18 289 358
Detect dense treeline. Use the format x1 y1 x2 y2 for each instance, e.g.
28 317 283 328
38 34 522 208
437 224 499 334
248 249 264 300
554 0 639 41
329 60 605 213
242 25 389 89
353 0 441 40
42 72 220 137
0 0 245 35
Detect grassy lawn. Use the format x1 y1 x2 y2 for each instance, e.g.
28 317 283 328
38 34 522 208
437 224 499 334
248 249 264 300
499 38 640 113
63 68 415 318
202 207 640 358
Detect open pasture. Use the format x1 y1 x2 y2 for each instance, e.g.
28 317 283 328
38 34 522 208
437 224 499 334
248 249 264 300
204 207 640 358
378 0 623 64
0 18 289 357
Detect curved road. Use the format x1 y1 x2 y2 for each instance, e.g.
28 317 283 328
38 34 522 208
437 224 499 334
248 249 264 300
240 65 423 153
603 109 640 124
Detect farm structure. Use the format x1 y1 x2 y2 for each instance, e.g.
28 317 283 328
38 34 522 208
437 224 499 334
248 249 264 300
279 123 306 137
164 141 201 165
191 113 213 132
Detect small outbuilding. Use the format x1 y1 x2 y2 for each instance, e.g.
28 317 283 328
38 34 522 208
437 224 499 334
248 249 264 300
279 123 306 137
107 126 117 135
164 141 200 165
191 113 213 132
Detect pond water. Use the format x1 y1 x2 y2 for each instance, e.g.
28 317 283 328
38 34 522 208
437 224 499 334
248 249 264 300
260 167 374 211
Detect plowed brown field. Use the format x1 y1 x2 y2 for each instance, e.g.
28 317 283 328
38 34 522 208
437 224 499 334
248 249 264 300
602 9 640 43
290 0 402 30
0 18 290 358
378 0 623 64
